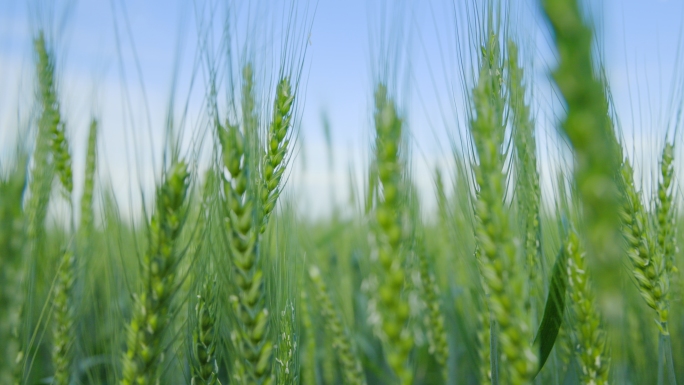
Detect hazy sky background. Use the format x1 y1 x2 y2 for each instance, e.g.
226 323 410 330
1 0 683 220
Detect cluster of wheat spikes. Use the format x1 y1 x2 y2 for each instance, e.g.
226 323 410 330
5 0 684 384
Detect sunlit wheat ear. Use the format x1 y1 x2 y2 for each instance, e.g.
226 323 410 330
373 83 414 385
469 31 537 384
620 161 670 335
120 161 190 385
260 78 294 233
564 230 610 385
216 63 272 385
309 266 367 385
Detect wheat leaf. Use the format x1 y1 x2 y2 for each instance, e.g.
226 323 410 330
533 246 568 376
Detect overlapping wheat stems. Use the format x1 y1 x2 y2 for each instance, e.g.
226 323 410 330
260 78 294 233
372 83 414 385
656 143 676 276
192 279 220 385
541 0 624 319
469 33 537 385
620 161 670 335
507 40 542 315
564 230 610 385
309 266 366 385
120 161 190 385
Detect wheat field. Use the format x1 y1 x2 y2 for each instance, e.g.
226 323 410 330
1 0 683 384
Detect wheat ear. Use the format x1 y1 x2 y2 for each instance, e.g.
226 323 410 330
565 230 610 385
217 65 272 385
120 161 190 385
470 32 538 385
620 160 669 335
260 78 294 233
309 266 366 385
373 83 414 385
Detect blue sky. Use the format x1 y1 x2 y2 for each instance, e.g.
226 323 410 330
1 0 683 219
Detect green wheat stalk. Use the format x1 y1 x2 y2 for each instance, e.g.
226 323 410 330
620 160 670 335
372 83 414 385
541 0 624 322
564 229 610 385
309 266 366 385
120 161 190 385
469 30 538 385
260 78 294 233
507 39 542 321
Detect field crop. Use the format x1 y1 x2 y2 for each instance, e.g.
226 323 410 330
1 0 683 384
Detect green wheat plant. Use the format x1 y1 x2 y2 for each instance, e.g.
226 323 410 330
620 160 670 335
309 265 366 385
3 1 684 384
372 83 414 385
120 161 191 385
468 26 538 385
564 229 610 385
541 0 625 323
